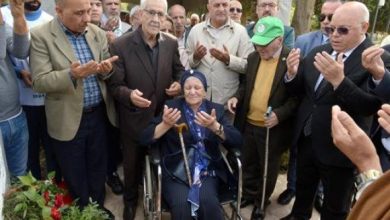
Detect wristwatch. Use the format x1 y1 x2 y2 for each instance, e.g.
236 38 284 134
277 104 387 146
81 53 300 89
355 169 382 198
215 124 224 136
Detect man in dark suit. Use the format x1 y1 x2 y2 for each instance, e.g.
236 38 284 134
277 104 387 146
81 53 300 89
227 17 298 220
281 2 390 220
279 0 343 209
108 0 184 219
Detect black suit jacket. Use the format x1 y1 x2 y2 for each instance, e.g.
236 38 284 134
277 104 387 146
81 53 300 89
234 47 299 148
108 28 184 141
286 38 388 167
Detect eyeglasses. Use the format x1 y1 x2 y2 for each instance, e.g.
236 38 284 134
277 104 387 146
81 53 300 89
258 3 277 9
143 9 165 19
319 13 333 22
324 26 350 35
229 7 242 13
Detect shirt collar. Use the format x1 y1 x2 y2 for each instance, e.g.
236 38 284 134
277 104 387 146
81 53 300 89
204 18 234 31
58 17 88 36
331 35 366 59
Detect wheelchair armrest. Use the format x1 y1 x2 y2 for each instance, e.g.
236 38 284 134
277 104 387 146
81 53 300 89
148 145 161 165
226 147 241 158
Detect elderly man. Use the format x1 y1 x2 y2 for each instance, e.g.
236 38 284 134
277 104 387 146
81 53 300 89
1 0 56 181
101 0 130 36
128 4 141 31
229 0 243 23
228 17 298 220
186 0 254 118
108 0 184 219
0 0 29 178
247 0 295 49
278 0 343 208
281 2 390 220
168 4 190 69
30 0 118 215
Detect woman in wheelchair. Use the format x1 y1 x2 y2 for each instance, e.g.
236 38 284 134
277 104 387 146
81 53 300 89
141 70 243 220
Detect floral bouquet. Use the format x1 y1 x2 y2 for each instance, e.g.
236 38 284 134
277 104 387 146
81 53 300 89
2 172 109 220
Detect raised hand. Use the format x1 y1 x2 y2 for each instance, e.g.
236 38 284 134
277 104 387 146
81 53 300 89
195 109 217 129
70 60 99 79
97 55 119 74
162 105 181 127
362 46 385 80
130 89 151 108
209 44 230 65
331 105 381 172
165 81 181 97
286 48 300 79
193 41 207 61
314 51 345 88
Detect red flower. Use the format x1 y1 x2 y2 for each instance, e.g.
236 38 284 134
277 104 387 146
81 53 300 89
54 194 64 208
63 193 73 205
51 207 61 220
43 191 50 204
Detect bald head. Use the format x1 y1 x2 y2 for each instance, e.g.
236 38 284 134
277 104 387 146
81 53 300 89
334 1 369 23
330 1 369 52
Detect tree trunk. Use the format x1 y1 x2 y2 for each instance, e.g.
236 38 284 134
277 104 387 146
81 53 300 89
291 0 316 36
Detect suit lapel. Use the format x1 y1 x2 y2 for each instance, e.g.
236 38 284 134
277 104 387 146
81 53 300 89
313 45 333 99
270 47 289 97
85 26 100 61
246 53 261 100
52 19 76 62
134 29 156 84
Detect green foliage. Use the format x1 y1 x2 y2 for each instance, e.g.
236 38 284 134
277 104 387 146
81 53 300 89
3 172 109 220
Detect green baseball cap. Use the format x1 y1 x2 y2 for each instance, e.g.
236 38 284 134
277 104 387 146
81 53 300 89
251 16 284 46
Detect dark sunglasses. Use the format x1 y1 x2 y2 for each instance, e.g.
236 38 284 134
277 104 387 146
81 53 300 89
229 7 242 13
319 13 333 22
324 26 350 35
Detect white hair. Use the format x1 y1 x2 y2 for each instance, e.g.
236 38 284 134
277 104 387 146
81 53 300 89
140 0 168 12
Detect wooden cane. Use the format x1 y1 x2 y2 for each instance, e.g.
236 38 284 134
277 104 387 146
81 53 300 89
174 123 192 186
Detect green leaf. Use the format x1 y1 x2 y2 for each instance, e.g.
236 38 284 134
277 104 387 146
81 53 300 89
42 206 52 220
18 172 37 186
14 203 25 213
47 171 56 180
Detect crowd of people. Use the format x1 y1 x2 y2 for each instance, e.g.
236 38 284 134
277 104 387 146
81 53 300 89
1 0 389 220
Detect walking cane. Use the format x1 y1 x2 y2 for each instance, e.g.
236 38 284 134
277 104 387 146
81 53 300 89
174 123 192 186
260 106 272 217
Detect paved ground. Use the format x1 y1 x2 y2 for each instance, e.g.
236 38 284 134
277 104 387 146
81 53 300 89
104 167 320 220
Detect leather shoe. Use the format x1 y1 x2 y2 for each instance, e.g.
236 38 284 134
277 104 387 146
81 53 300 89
251 205 265 220
277 188 295 205
314 193 323 213
107 172 124 195
240 198 254 208
123 205 136 220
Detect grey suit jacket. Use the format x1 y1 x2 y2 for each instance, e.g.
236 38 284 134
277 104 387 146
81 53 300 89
30 18 116 141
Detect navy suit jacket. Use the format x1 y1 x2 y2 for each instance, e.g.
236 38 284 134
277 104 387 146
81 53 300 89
295 30 324 57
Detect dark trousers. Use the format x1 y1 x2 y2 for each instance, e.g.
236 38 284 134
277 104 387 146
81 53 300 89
51 104 107 207
291 135 354 220
242 123 287 206
122 136 145 207
106 123 122 175
23 105 61 180
163 175 224 220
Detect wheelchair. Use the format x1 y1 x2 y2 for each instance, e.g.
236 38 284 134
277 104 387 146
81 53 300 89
143 144 243 220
